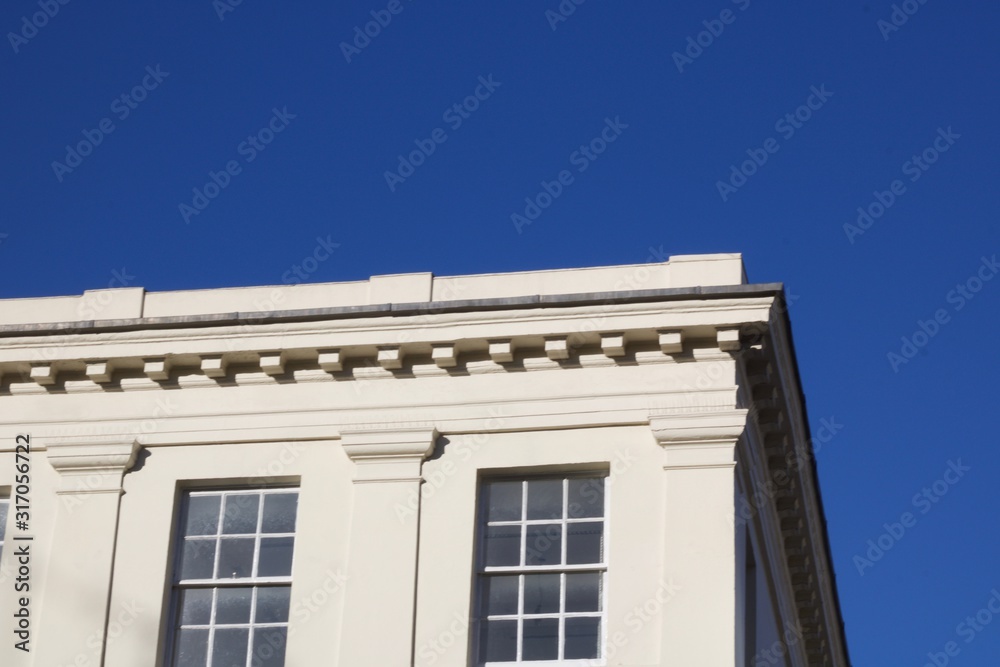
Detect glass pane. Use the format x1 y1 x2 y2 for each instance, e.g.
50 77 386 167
216 587 253 624
252 627 288 666
258 537 295 577
566 522 603 565
212 628 249 667
184 495 221 536
179 588 213 625
179 540 216 580
482 575 519 616
522 618 558 660
523 573 560 614
568 478 604 518
485 480 522 522
261 494 298 533
173 627 208 667
256 586 292 623
564 616 601 659
565 572 601 612
217 538 255 579
479 619 517 662
484 525 521 567
526 479 563 520
0 502 9 536
525 524 561 566
222 494 260 535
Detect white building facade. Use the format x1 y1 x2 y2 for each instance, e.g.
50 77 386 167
0 254 849 666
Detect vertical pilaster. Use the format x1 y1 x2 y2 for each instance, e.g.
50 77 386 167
650 410 747 666
37 435 139 667
337 427 437 665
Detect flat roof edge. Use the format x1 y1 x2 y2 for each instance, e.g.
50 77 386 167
0 283 783 338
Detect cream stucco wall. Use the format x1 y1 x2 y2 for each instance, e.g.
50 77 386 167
0 255 847 666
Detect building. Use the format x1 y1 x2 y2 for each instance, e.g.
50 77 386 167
0 253 849 666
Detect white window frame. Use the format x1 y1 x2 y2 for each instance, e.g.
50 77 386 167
0 494 9 563
166 487 299 667
475 475 609 667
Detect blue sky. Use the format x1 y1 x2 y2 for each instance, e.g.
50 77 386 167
2 1 999 663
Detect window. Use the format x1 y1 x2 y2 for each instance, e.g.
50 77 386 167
476 476 607 665
743 534 757 667
0 495 8 562
168 489 299 667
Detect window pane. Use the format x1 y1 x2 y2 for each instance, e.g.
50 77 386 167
522 618 558 660
485 481 522 522
484 525 521 567
179 588 213 626
564 616 601 659
526 479 562 520
261 494 298 533
568 478 604 518
184 496 221 536
0 501 9 536
252 627 288 666
479 619 517 662
525 524 561 566
256 586 292 623
523 573 560 614
482 575 519 616
179 540 216 580
565 572 601 612
258 537 295 577
173 628 208 667
217 538 255 579
222 494 260 534
212 628 249 667
566 522 603 565
216 587 253 624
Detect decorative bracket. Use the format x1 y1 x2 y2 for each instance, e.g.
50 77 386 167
340 427 438 483
45 435 141 495
650 409 748 469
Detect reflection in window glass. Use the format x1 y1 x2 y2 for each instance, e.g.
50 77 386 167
477 476 607 663
170 489 298 667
